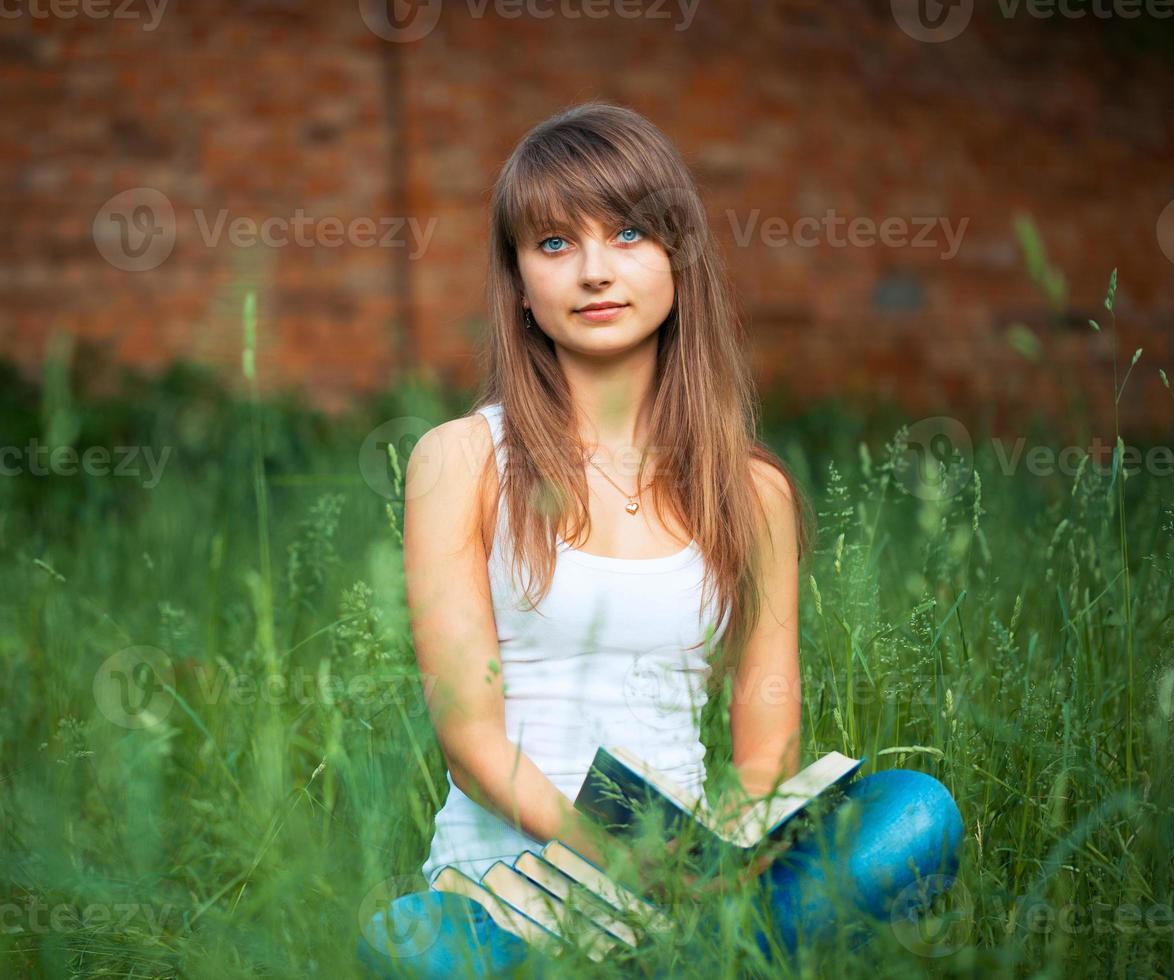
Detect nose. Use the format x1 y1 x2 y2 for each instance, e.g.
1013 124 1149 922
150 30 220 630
577 237 614 290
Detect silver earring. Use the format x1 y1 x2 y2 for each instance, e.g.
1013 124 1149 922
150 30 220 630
524 307 534 330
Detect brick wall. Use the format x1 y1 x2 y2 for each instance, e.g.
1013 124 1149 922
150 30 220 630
2 0 1171 435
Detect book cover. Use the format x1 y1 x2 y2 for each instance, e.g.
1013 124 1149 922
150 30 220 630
429 845 643 962
428 865 568 958
538 838 673 934
572 746 865 857
512 850 641 946
428 841 665 963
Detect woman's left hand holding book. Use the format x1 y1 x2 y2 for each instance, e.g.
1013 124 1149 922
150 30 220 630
659 791 794 901
658 836 789 901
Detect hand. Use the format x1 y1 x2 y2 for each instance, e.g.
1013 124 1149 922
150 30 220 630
709 784 763 838
680 843 791 897
639 835 784 903
624 836 696 904
737 835 793 881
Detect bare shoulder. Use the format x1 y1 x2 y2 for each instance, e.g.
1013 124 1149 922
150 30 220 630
408 413 495 479
749 456 796 508
405 412 498 552
748 456 799 553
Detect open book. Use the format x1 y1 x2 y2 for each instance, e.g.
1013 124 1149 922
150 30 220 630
428 838 674 963
572 746 864 856
425 747 864 962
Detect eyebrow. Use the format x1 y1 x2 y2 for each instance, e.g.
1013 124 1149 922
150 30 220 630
532 214 632 238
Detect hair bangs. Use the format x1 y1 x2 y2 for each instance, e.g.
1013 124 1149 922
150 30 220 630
499 130 675 254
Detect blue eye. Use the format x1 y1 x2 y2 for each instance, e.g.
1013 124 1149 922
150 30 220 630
537 227 643 253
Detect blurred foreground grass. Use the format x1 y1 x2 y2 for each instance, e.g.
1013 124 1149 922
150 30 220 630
0 340 1170 978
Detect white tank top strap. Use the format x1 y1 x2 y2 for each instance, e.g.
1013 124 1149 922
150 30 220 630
475 402 508 482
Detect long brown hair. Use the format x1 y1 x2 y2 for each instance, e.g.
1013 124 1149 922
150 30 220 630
471 100 815 699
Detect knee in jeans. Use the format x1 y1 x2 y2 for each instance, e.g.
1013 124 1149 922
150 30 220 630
892 768 962 830
846 768 964 867
359 890 450 966
854 768 960 818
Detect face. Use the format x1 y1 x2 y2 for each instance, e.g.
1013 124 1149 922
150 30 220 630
516 213 675 357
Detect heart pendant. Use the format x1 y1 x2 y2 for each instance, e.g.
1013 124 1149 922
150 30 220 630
625 500 640 515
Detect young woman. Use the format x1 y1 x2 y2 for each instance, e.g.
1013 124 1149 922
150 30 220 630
359 101 963 977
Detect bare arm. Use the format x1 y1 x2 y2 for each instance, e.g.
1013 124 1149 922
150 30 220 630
404 414 627 872
727 458 803 802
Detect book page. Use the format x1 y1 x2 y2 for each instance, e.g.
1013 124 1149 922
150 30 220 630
431 867 564 955
608 746 711 820
542 840 673 934
482 864 617 962
729 751 861 847
514 853 639 947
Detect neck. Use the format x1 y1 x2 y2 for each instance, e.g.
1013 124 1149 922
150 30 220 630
556 333 659 460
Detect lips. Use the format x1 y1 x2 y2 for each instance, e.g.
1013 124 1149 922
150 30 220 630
577 302 627 312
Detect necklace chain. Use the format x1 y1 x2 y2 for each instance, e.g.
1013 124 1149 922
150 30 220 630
582 451 654 515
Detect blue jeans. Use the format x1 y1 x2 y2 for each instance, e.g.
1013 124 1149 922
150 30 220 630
357 768 964 978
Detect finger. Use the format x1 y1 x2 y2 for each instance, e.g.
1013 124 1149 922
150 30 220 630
696 879 722 898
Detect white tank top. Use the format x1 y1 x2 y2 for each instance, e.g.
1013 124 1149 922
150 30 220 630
420 402 730 883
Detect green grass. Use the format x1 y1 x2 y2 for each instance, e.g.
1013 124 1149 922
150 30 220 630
0 303 1170 977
